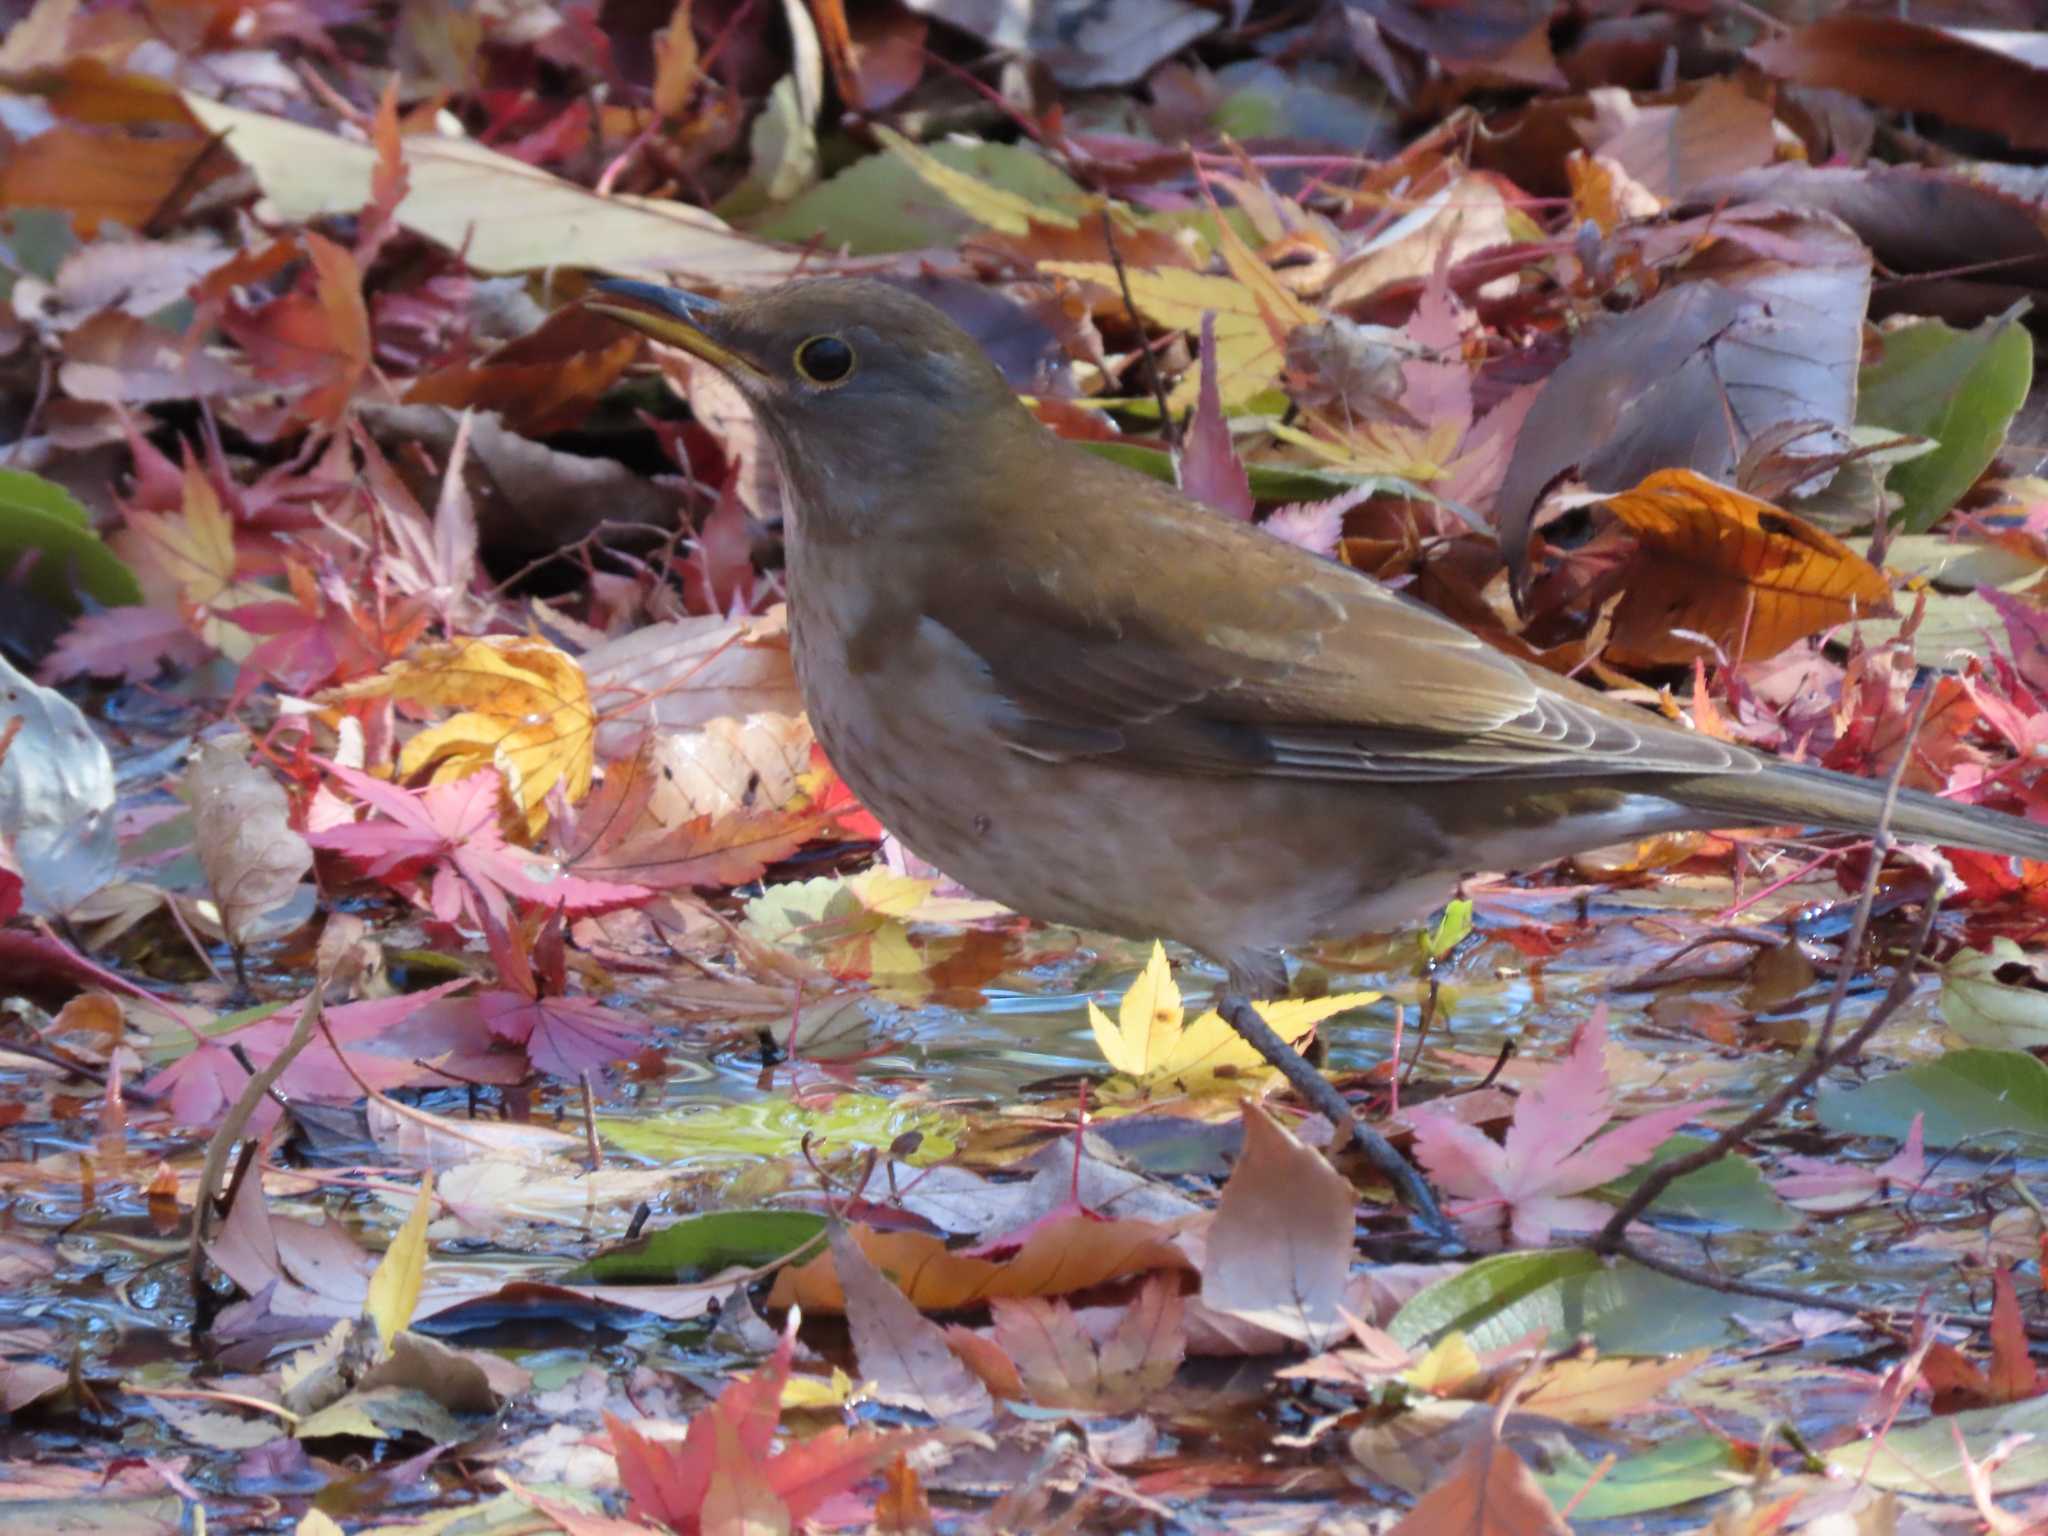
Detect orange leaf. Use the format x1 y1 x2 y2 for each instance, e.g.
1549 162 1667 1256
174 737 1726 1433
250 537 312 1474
1602 468 1893 666
767 1216 1190 1314
0 124 217 234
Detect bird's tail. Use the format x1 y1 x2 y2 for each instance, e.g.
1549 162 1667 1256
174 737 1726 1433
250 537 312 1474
1664 759 2048 863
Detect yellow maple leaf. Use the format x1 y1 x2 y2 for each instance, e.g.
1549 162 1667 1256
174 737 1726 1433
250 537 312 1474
113 459 268 659
1039 260 1314 411
1087 942 1378 1087
328 635 596 834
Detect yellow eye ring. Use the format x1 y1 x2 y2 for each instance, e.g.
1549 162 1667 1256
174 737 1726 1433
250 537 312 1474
793 335 856 387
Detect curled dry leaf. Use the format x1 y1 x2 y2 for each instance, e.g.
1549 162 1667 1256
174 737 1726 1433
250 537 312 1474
0 650 117 916
182 735 314 949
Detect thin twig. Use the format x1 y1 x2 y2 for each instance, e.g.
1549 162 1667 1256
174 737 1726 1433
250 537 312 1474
1609 1239 1873 1317
1592 886 1940 1255
1589 687 1938 1255
1098 206 1175 447
581 1070 602 1173
188 988 323 1346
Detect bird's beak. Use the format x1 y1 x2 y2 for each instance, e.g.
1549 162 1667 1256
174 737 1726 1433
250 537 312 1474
586 278 762 378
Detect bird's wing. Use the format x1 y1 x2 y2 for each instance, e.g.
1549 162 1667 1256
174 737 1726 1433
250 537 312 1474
921 469 1754 784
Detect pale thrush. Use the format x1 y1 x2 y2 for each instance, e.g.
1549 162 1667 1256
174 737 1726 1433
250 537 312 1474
594 276 2048 1242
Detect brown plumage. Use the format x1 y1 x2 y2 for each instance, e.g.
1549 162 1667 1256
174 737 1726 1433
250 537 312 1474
594 275 2048 1240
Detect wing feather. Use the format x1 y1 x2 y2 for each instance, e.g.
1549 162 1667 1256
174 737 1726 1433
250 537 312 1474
916 454 1756 786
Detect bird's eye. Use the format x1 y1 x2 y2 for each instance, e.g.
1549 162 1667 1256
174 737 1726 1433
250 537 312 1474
793 335 856 386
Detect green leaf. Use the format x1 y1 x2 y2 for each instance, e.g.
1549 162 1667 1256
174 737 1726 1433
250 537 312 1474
1940 938 2048 1051
1829 1390 2048 1494
568 1209 827 1284
1421 899 1474 963
1388 1251 1758 1355
1817 1047 2048 1146
364 1173 433 1348
1534 1434 1738 1520
1080 440 1413 504
0 468 143 611
1858 305 2034 533
597 1093 962 1166
1599 1136 1802 1233
749 138 1089 254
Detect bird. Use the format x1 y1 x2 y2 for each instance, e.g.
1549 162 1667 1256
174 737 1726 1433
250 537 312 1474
590 274 2048 1243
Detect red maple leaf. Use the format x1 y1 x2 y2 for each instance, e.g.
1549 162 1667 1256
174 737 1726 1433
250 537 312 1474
454 905 651 1079
308 761 647 929
606 1311 923 1536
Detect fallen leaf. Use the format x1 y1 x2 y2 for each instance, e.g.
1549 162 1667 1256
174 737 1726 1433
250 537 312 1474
1599 468 1895 665
1201 1104 1355 1350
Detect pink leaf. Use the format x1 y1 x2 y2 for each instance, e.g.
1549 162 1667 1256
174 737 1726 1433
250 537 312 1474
310 761 648 928
1412 1005 1721 1246
1175 311 1254 521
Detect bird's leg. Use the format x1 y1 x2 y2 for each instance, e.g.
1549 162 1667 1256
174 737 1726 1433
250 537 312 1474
1215 991 1457 1249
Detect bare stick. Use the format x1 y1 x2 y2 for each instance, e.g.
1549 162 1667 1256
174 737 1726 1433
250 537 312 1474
1589 699 1939 1257
1099 207 1176 446
189 988 323 1345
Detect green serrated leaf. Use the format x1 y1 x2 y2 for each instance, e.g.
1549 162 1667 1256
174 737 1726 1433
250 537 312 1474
568 1209 827 1284
597 1093 961 1166
1388 1251 1755 1355
1858 305 2034 532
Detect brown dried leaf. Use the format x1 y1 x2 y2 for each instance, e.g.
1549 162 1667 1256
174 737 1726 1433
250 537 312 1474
1199 1104 1354 1351
1385 1437 1572 1535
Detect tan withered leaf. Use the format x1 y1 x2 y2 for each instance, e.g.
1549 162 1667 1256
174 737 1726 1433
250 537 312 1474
989 1273 1186 1414
1199 1104 1354 1350
1385 1438 1571 1536
1602 467 1894 666
831 1227 995 1428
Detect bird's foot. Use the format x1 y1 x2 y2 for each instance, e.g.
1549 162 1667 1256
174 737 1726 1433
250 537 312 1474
1216 993 1460 1253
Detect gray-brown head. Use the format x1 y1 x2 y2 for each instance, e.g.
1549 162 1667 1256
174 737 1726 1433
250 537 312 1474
590 277 1037 536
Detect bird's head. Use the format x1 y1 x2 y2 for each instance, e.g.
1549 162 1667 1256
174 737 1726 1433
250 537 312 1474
589 276 1033 533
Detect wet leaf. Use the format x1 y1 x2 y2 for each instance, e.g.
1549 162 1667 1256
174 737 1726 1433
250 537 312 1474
832 1225 995 1427
0 467 141 613
181 736 313 949
365 1173 434 1349
1818 1049 2048 1147
1386 1437 1569 1536
572 1212 828 1284
1599 1136 1800 1233
769 1216 1190 1313
0 649 116 915
1532 1433 1737 1520
1390 1250 1751 1354
181 96 806 284
1087 941 1376 1088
